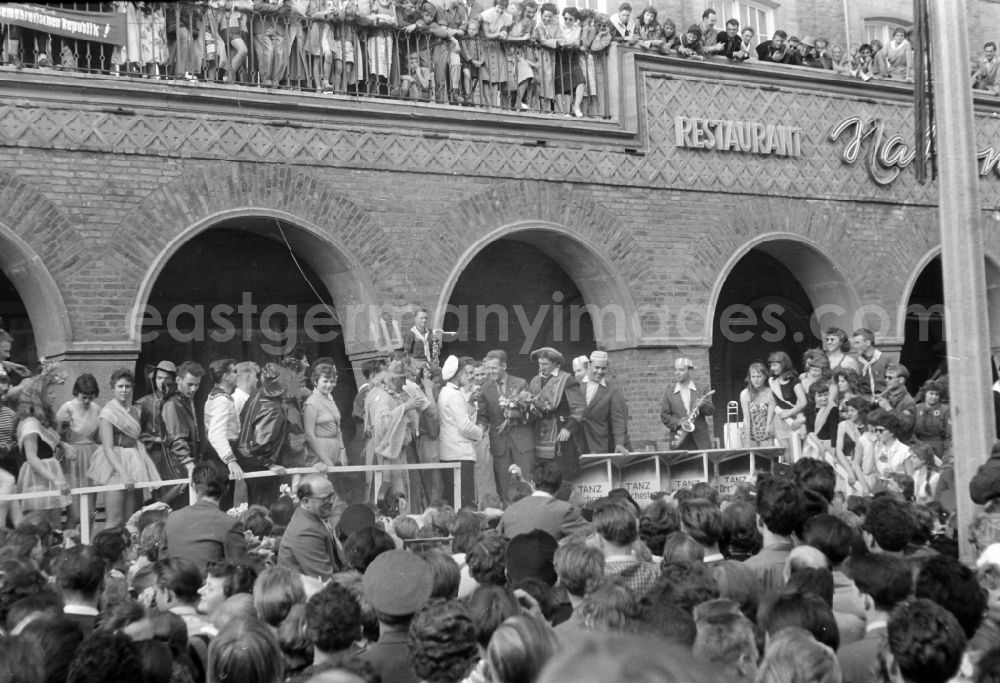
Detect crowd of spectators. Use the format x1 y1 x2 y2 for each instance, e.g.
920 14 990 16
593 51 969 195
0 453 995 682
1 1 957 117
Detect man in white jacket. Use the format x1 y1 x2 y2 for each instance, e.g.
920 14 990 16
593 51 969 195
438 355 483 507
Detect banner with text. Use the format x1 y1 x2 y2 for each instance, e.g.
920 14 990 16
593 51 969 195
0 4 126 45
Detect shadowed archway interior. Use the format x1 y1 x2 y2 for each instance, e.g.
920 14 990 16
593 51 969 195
139 221 357 436
443 238 597 379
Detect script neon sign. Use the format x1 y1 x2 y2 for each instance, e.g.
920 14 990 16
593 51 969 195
830 116 1000 186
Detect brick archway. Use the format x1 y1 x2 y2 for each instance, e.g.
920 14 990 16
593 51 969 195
427 182 646 350
698 199 866 347
0 172 77 356
107 163 400 355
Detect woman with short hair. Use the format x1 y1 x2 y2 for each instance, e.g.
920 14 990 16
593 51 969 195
56 373 101 530
208 618 284 683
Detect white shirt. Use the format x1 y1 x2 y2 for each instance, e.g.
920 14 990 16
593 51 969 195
204 390 240 460
583 376 605 405
674 380 696 413
233 387 250 416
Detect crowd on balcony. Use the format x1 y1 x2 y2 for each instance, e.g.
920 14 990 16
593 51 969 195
0 0 962 119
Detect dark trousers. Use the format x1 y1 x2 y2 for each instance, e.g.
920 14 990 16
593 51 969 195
442 460 475 508
556 438 581 482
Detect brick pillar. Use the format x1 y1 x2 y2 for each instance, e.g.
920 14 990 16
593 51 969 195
45 344 141 407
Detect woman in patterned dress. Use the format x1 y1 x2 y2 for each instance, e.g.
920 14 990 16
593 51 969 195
303 363 347 474
740 362 774 448
56 373 101 531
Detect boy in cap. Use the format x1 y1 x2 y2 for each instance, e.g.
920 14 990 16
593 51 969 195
360 550 434 683
660 357 715 450
577 350 630 456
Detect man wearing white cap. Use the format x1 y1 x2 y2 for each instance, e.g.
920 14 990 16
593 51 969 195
660 357 715 450
528 347 586 479
437 355 483 507
577 350 630 455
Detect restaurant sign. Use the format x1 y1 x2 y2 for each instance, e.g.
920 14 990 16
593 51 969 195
830 116 1000 186
675 117 803 157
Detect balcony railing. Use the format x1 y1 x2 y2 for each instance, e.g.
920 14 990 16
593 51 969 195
0 2 613 118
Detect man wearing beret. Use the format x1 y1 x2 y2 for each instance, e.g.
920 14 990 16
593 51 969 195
528 347 586 479
660 357 715 450
577 350 630 456
359 550 434 683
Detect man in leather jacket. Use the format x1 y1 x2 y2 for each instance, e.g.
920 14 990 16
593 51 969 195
236 363 289 507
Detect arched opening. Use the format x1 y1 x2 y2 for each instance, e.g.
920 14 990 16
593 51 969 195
900 253 1000 392
442 238 598 379
0 268 36 373
708 238 861 441
0 227 71 363
139 219 357 428
900 257 945 390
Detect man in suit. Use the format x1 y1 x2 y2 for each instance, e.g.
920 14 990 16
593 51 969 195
498 460 591 540
482 349 534 501
577 350 630 456
163 462 248 574
53 545 105 636
528 347 586 479
660 357 715 450
837 554 913 683
278 474 344 580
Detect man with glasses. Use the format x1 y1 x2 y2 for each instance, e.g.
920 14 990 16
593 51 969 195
876 363 916 435
278 474 344 580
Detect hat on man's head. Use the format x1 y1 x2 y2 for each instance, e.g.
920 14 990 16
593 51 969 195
260 363 286 397
589 350 609 365
674 357 694 370
800 35 815 47
362 550 433 616
147 360 178 376
506 529 558 587
441 355 459 381
337 503 376 539
530 347 564 365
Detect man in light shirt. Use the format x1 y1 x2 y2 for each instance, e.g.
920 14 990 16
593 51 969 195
204 358 245 485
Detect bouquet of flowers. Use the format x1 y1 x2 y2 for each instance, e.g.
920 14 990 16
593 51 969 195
528 394 553 418
498 390 534 432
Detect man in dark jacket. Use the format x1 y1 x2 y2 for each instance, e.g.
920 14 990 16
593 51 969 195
577 350 630 456
970 441 1000 504
163 462 248 573
756 30 802 65
236 363 289 507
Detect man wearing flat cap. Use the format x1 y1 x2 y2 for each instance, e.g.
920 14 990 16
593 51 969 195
359 550 434 683
528 347 586 479
138 360 183 505
577 350 630 456
660 357 715 450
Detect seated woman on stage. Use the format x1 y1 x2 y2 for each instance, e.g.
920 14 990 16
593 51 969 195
835 397 874 496
864 409 917 486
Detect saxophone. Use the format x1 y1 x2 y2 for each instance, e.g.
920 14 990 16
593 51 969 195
672 389 716 448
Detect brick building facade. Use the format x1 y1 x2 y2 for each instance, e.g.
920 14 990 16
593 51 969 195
2 50 1000 447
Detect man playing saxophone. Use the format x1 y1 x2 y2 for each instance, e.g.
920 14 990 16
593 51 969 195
660 357 716 450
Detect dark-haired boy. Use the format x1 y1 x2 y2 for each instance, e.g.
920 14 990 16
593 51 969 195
743 477 807 593
838 553 911 683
